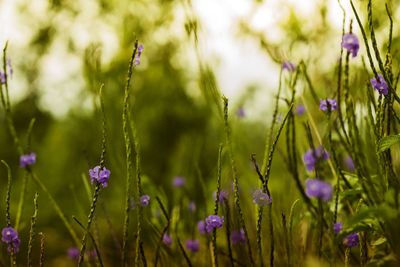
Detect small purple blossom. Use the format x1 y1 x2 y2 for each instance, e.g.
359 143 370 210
213 190 228 203
139 195 150 207
252 189 272 206
342 33 360 58
205 215 224 233
89 166 111 187
188 201 196 213
163 233 172 246
7 59 13 77
0 72 5 84
344 155 355 172
370 74 388 96
320 98 337 112
197 220 207 235
333 222 343 234
236 107 245 118
305 178 333 202
282 61 296 72
343 233 359 248
296 105 306 116
67 247 80 260
303 146 330 171
173 176 185 187
134 44 144 66
185 239 200 253
231 229 246 245
19 152 36 168
1 227 20 253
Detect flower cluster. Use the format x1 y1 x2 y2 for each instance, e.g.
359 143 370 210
342 33 359 57
1 227 20 253
188 201 196 212
282 61 296 72
140 195 151 207
197 220 207 235
320 98 337 112
205 215 224 233
344 155 355 172
303 146 329 171
134 44 144 66
172 176 185 187
333 222 343 234
296 105 306 116
185 239 200 253
20 152 36 168
213 190 228 203
0 58 12 84
231 229 246 245
252 189 272 206
89 166 111 187
305 178 333 202
370 74 388 96
343 233 359 248
163 233 172 246
67 247 80 260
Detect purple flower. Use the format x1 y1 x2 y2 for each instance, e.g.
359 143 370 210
188 201 196 213
344 155 355 172
19 152 36 168
1 227 20 253
163 233 172 246
296 105 306 116
205 215 224 233
370 74 388 96
7 59 13 78
185 239 200 253
282 61 296 72
213 190 228 203
303 146 330 171
173 176 185 187
197 220 207 234
320 98 337 112
236 107 245 118
89 166 111 187
134 44 144 66
343 233 359 248
67 247 80 260
0 72 5 84
138 44 144 53
231 229 246 245
342 33 360 58
252 189 272 206
139 195 150 207
333 222 343 234
305 178 333 202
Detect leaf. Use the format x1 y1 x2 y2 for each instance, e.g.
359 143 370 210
377 135 400 153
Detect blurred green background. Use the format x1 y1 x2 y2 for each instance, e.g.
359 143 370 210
0 0 400 265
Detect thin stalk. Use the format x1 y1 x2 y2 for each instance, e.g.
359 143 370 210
222 96 255 266
78 184 101 266
281 213 291 267
27 192 39 267
121 40 138 266
38 233 45 267
211 144 224 267
73 216 105 267
2 161 12 227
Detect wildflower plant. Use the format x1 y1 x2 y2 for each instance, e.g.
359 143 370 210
1 1 400 266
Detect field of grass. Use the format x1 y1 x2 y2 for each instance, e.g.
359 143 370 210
1 0 400 266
